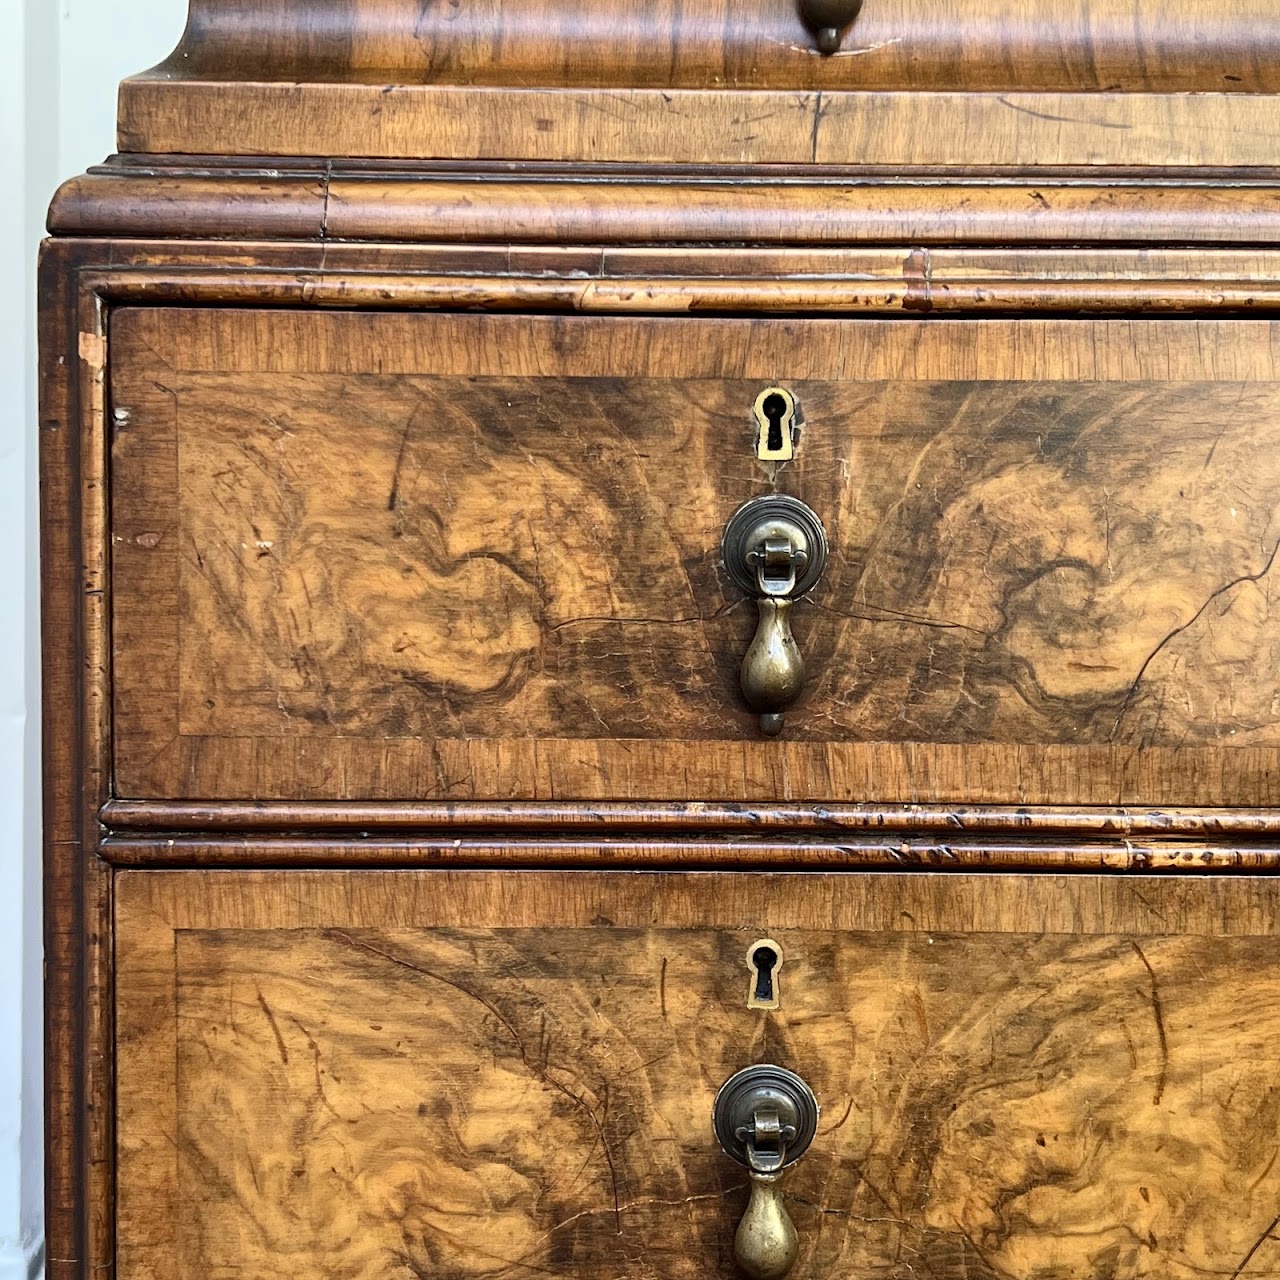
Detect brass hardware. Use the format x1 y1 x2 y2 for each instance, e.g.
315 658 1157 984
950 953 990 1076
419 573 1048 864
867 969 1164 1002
742 597 803 737
798 0 864 53
735 1176 797 1280
753 387 798 462
713 1065 820 1280
721 496 828 736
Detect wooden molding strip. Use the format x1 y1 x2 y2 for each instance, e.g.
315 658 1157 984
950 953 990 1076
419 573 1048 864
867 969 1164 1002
99 833 1280 873
101 799 1280 839
75 266 1280 316
117 84 1280 168
49 170 1280 244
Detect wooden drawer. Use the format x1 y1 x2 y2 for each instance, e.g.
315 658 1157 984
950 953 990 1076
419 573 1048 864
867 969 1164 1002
116 867 1280 1279
110 307 1280 807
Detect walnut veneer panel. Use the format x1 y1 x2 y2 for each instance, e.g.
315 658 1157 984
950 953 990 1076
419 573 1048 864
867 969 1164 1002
118 85 1280 167
144 0 1280 91
109 309 1280 805
116 869 1280 1280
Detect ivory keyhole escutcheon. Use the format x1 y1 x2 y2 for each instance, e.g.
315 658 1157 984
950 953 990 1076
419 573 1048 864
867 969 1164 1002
747 939 783 1010
753 387 798 462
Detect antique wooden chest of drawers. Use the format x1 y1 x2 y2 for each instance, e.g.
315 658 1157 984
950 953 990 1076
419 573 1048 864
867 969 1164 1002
40 1 1280 1277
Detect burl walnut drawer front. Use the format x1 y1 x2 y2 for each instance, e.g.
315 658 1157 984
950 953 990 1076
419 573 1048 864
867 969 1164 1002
115 868 1280 1279
110 308 1280 806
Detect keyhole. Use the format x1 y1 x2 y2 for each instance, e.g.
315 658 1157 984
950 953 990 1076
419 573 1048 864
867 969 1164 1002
746 939 783 1010
754 947 778 1000
753 387 797 462
762 394 787 454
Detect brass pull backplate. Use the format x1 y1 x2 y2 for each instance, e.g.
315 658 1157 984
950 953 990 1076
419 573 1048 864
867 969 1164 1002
722 496 828 736
798 0 865 53
713 1065 820 1279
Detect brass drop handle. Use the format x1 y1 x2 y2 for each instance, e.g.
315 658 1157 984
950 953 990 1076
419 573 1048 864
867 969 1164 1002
798 0 864 53
713 1065 820 1280
722 497 828 736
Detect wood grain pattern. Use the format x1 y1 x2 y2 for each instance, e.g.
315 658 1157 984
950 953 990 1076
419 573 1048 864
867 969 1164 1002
38 0 1280 1275
96 832 1280 876
115 84 1280 167
116 869 1280 1280
49 166 1280 247
56 238 1280 317
40 241 119 1280
99 796 1280 874
99 797 1280 838
139 0 1280 92
81 268 1280 318
111 308 1280 804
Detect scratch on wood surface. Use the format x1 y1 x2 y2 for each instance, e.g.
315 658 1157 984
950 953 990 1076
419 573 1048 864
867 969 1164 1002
325 929 624 1232
1131 941 1170 1106
255 989 289 1064
1229 1209 1280 1280
996 95 1135 130
1112 535 1280 741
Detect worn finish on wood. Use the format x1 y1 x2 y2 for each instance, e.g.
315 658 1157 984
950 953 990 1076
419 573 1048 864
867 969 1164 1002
40 242 91 1280
41 1 1280 1275
100 798 1280 839
80 267 1280 317
116 85 1280 167
48 239 1280 319
39 239 118 1280
141 0 1280 91
100 798 1280 872
48 166 1280 247
112 0 1280 162
110 307 1280 805
117 869 1280 1280
95 833 1280 875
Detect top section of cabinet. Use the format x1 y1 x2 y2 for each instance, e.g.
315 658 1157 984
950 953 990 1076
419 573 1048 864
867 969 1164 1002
144 0 1280 90
114 0 1280 163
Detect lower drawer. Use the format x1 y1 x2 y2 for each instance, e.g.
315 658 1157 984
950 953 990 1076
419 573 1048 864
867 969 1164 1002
116 869 1280 1279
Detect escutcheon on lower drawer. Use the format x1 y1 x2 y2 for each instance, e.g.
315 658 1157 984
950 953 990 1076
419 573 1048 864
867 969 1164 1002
109 307 1280 806
115 868 1280 1279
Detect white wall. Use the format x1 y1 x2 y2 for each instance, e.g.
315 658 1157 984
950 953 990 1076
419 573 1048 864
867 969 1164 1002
1 1 189 1276
57 0 190 182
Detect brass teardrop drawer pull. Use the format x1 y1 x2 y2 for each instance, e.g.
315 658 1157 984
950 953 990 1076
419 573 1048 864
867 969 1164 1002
713 1065 820 1280
722 496 828 736
798 0 864 53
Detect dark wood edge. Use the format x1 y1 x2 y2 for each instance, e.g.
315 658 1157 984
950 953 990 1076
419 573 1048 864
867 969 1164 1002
99 834 1280 873
67 265 1280 317
100 799 1280 840
87 156 1280 180
40 243 114 1280
39 242 86 1280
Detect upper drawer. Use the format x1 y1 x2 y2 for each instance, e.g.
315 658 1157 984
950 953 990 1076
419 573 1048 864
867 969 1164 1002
110 308 1280 805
